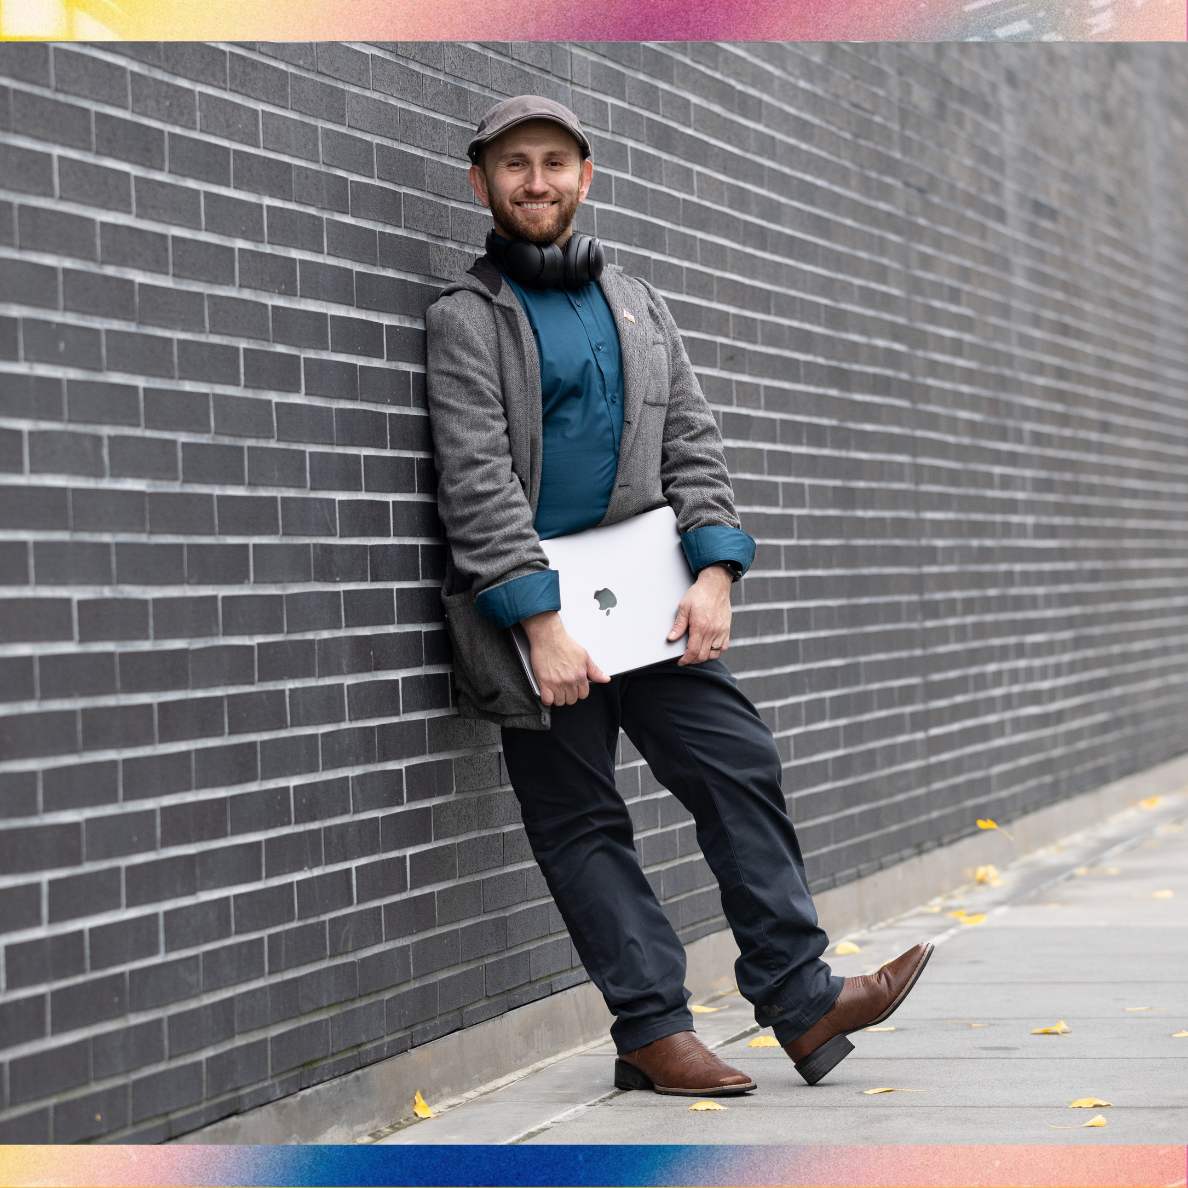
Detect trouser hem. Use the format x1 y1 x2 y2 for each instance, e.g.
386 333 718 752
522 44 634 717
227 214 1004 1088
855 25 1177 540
766 973 846 1044
613 1011 696 1057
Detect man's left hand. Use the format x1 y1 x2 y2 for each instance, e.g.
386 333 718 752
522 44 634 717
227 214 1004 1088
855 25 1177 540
668 564 733 665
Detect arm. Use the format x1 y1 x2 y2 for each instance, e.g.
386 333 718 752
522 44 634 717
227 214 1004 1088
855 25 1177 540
424 295 559 619
639 278 757 578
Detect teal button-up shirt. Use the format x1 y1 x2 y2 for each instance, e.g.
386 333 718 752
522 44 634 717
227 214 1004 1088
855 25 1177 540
476 245 755 628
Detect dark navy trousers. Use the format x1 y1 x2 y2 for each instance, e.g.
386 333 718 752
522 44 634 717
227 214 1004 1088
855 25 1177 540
500 655 845 1055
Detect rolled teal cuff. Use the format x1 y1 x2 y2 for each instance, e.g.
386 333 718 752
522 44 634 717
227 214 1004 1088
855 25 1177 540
474 568 562 629
680 524 756 579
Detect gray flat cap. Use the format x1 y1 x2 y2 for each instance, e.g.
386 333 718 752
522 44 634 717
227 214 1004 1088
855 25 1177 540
467 95 591 164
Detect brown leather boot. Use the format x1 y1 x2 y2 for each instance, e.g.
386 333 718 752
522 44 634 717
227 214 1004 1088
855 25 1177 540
615 1030 756 1096
781 942 934 1086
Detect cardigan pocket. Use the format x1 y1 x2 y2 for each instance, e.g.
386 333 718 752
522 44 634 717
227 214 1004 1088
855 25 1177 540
441 588 543 721
642 338 670 405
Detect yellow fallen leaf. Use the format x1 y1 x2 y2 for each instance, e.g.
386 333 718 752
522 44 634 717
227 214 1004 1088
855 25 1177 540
1031 1019 1071 1035
1152 889 1174 899
689 1100 727 1111
1172 1030 1188 1038
833 940 862 955
864 1025 896 1032
1138 795 1162 809
976 818 998 831
690 1004 719 1014
947 909 970 919
1124 1006 1152 1012
748 1035 780 1047
862 1086 922 1095
412 1090 434 1119
1047 1115 1110 1130
1069 1097 1112 1108
974 863 1000 884
958 913 986 926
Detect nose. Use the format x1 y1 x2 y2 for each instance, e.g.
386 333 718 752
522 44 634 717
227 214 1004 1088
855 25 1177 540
522 164 550 193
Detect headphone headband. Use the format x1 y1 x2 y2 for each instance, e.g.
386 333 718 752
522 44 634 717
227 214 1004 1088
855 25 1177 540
486 229 605 290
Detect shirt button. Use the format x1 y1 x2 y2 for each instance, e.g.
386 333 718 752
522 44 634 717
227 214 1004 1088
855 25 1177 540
595 344 603 351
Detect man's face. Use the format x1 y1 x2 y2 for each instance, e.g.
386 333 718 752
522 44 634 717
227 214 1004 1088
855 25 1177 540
469 120 593 247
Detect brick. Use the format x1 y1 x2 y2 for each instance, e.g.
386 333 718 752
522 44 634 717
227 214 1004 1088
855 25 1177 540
182 441 246 485
164 896 232 951
86 807 158 864
168 131 230 185
330 314 384 358
266 205 324 251
63 269 136 319
233 149 294 200
0 142 54 195
119 648 189 693
262 109 320 162
276 401 334 444
46 760 120 812
208 293 270 340
293 163 349 212
199 91 260 146
193 740 258 790
132 72 197 126
23 319 102 371
101 221 169 272
144 387 211 433
114 542 185 584
65 377 139 425
121 749 191 801
105 328 175 378
125 857 199 912
162 42 227 86
247 445 305 488
59 157 133 212
151 594 219 639
46 867 122 928
320 127 374 176
217 494 279 535
78 597 149 641
222 593 284 635
171 236 234 285
0 373 64 420
135 175 201 227
89 914 159 970
54 47 128 105
136 282 205 331
109 433 177 479
338 499 390 537
129 1062 204 1124
204 191 265 240
243 347 301 392
325 218 378 265
1 595 68 646
350 179 402 226
9 1038 89 1106
5 930 85 989
186 542 250 583
80 702 154 750
96 111 165 168
12 89 92 149
53 1084 129 1143
280 497 336 537
229 52 289 105
303 359 358 403
189 643 254 688
238 249 297 295
272 306 328 350
291 74 345 123
34 540 113 585
299 258 354 304
38 645 117 700
0 43 51 85
148 491 216 534
177 338 239 384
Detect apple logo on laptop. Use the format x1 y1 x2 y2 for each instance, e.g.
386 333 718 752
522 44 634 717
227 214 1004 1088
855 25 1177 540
594 588 617 616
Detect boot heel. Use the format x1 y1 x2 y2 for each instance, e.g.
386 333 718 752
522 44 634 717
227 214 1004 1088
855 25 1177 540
613 1059 654 1091
795 1033 854 1086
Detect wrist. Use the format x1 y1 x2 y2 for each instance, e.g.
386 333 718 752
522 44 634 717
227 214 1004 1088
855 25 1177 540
521 609 563 643
698 563 736 586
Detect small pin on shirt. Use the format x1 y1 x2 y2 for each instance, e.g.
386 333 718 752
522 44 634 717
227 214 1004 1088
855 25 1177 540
621 308 636 323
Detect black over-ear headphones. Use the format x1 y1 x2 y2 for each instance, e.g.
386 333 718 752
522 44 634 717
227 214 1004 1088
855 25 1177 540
485 229 605 290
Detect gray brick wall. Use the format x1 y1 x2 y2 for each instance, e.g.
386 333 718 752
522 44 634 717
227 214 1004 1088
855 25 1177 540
1 40 1186 1142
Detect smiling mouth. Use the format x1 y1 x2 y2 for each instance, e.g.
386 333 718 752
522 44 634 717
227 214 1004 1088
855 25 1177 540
517 202 556 210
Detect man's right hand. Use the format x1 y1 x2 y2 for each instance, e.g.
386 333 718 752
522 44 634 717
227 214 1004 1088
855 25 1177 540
521 611 610 706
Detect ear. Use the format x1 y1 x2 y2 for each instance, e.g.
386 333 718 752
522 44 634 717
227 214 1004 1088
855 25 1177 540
577 156 594 203
468 162 491 208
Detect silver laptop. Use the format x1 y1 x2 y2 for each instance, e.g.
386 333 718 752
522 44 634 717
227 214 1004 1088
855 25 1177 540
510 504 692 695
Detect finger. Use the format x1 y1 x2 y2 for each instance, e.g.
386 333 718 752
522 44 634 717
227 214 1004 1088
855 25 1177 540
668 604 689 641
587 658 611 683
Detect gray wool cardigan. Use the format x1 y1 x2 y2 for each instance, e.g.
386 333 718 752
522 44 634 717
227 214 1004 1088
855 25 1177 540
425 253 749 731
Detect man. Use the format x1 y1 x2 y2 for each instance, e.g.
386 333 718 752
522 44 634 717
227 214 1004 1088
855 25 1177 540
424 95 933 1096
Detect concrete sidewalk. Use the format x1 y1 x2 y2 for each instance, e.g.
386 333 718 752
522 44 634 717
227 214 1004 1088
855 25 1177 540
378 790 1188 1146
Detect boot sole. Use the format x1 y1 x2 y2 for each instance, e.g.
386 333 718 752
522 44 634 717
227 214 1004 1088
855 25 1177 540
614 1058 755 1096
794 941 935 1086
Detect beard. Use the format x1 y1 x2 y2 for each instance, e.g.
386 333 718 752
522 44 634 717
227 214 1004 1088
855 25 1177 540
489 189 581 246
